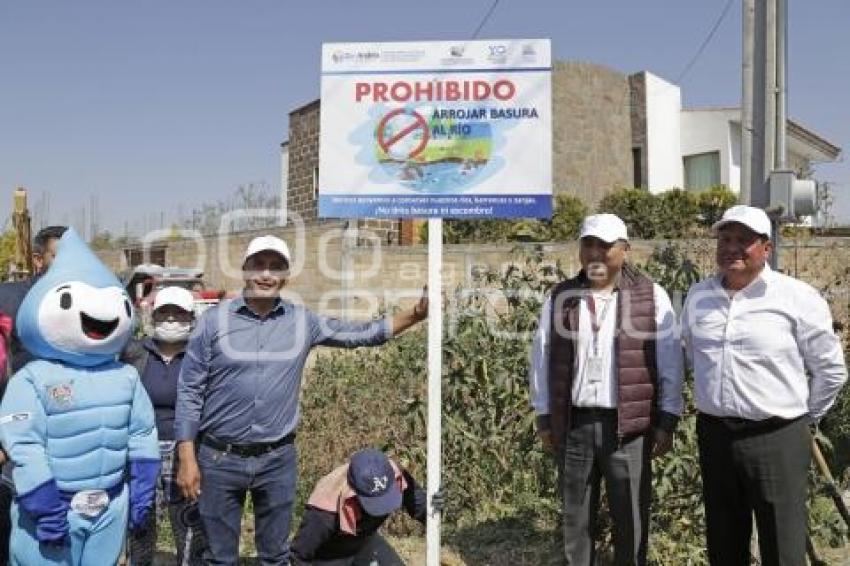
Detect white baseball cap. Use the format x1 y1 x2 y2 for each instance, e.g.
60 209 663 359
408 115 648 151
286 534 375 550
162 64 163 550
152 286 194 313
579 213 629 243
711 205 771 238
243 235 291 265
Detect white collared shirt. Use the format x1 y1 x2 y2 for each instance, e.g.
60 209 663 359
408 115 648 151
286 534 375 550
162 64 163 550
528 284 684 416
681 265 847 422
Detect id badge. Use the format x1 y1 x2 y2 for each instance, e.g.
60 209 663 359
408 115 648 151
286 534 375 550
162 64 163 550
586 356 606 384
70 490 109 518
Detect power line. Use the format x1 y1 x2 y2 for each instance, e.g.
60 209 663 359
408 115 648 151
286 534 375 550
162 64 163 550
471 0 500 39
676 0 736 84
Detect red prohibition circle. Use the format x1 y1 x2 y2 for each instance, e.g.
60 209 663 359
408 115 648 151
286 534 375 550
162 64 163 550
376 108 430 159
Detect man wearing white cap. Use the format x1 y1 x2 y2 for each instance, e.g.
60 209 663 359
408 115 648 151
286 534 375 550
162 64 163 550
681 205 847 565
174 235 428 565
529 213 683 565
122 286 208 565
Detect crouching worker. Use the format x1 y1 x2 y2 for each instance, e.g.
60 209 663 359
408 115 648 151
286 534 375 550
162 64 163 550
0 228 159 566
291 449 438 566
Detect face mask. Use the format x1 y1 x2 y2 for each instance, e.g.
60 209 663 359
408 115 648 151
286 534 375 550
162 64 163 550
153 321 192 343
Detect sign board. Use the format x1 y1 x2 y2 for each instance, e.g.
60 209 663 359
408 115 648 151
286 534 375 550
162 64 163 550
319 39 552 219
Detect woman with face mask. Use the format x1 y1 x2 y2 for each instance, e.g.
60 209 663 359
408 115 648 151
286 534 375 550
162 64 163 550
121 286 207 565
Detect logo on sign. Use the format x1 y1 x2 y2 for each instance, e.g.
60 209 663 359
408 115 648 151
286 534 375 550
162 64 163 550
488 44 508 64
332 51 355 63
449 45 465 58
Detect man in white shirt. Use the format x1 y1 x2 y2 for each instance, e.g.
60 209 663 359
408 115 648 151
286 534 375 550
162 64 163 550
681 205 847 566
528 213 684 565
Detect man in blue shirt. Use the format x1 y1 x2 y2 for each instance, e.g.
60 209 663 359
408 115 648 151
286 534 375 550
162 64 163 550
174 235 428 565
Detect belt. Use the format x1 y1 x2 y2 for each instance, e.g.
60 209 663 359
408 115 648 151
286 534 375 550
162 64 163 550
698 412 804 433
59 481 124 505
571 406 617 416
200 432 295 457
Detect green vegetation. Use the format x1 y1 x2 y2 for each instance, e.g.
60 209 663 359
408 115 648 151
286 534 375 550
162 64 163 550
294 240 849 565
423 186 738 244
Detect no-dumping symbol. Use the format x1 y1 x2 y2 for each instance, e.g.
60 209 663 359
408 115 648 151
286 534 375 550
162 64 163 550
376 108 429 160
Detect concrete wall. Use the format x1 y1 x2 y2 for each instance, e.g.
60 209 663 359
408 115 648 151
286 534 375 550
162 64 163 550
644 73 683 192
101 231 850 319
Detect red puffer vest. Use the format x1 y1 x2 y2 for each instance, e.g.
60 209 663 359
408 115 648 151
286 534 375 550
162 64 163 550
547 264 658 446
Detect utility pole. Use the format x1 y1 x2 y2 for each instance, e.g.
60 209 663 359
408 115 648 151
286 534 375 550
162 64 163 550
743 0 818 269
743 0 776 210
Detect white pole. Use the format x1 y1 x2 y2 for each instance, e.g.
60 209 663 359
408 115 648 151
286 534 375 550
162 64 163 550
426 217 442 566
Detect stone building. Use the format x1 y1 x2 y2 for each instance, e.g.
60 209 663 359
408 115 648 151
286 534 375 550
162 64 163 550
283 61 638 244
282 60 840 244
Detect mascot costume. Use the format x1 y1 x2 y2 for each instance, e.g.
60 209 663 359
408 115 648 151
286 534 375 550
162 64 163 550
0 228 159 565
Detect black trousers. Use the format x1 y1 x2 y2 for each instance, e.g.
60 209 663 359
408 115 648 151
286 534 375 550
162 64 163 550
696 413 810 566
303 535 405 565
0 480 11 566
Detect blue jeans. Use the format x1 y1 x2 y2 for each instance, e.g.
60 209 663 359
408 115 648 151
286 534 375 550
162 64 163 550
198 441 297 566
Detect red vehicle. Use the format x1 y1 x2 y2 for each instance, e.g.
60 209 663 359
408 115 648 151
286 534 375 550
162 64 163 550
123 264 228 329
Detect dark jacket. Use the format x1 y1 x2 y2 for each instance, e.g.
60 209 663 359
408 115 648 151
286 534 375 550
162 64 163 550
291 466 426 563
120 338 185 440
0 278 37 384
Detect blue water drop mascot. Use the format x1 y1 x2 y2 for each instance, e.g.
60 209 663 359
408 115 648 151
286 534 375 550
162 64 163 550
0 228 160 565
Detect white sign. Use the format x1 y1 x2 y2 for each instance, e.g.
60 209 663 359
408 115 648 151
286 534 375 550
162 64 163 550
319 39 552 219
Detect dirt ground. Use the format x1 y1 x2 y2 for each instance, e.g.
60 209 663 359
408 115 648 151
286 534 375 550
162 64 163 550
147 512 849 565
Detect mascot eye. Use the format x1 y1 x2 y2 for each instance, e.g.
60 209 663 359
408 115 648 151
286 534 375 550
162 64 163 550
60 292 72 310
124 300 132 318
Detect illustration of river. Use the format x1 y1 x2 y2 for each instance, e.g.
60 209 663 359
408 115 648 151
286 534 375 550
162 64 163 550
379 159 488 193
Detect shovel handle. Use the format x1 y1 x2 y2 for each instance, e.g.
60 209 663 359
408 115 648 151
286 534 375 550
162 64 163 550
811 437 835 483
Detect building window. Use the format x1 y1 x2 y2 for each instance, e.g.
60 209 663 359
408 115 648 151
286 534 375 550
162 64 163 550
683 151 720 191
312 165 319 200
632 147 643 188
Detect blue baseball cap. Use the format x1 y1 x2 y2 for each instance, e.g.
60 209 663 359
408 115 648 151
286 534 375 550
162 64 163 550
347 449 402 517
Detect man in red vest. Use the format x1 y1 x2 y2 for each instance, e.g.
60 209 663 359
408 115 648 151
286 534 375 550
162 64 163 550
528 213 684 565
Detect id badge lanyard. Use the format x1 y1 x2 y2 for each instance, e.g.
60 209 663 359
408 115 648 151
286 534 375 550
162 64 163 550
585 293 614 384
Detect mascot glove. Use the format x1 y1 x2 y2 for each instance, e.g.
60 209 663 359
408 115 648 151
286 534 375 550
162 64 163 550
17 480 70 544
128 458 160 532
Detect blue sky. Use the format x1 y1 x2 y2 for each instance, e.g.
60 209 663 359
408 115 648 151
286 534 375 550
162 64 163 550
1 0 848 235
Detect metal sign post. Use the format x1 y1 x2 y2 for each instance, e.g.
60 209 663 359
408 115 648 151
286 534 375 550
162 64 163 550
319 39 552 565
426 217 443 566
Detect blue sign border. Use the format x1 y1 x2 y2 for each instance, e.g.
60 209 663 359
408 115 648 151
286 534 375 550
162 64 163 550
319 194 551 219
